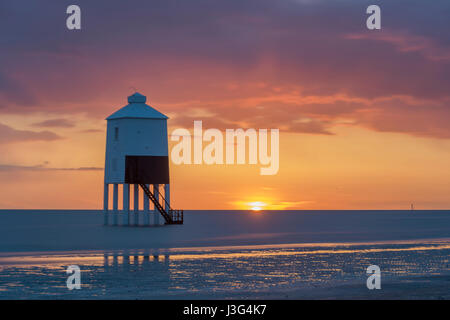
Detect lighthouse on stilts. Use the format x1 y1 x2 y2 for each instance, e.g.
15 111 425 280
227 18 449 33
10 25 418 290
103 92 183 226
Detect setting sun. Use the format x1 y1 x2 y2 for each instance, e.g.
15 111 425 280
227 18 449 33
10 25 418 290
248 202 266 211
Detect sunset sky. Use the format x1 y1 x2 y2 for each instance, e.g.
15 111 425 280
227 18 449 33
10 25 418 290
0 0 449 210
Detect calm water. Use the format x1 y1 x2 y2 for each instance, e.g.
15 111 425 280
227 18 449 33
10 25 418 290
0 210 449 299
1 210 450 252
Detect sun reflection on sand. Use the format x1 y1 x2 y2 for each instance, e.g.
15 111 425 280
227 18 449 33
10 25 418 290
1 241 450 266
0 240 450 299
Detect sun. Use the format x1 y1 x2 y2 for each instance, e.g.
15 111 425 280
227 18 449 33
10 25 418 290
248 201 266 212
233 200 270 211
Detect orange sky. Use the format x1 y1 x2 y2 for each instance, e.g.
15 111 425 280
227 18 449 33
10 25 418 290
0 112 449 210
1 1 450 210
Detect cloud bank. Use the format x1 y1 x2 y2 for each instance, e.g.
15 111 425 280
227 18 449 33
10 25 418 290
0 0 449 138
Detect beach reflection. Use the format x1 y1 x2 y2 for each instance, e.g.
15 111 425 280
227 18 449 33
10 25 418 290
0 241 450 299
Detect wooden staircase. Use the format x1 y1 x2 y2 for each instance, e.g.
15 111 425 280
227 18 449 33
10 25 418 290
139 184 183 225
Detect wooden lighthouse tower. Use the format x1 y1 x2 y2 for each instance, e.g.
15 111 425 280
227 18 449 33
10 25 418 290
103 92 183 226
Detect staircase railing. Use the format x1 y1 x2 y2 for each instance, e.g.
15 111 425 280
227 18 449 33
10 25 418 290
153 186 171 211
139 184 183 224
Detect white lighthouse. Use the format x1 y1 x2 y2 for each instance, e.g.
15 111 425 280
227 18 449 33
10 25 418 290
103 92 183 226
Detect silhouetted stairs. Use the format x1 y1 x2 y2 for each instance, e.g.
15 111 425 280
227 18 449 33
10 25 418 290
139 184 183 225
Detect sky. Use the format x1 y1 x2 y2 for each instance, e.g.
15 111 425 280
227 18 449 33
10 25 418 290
0 0 449 210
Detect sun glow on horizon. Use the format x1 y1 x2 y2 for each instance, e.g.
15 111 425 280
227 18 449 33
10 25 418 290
230 198 316 211
248 201 266 211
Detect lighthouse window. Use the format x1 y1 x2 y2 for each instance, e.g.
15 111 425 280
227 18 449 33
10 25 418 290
114 127 119 141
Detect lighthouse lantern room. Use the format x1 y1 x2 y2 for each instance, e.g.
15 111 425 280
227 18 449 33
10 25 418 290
103 92 183 226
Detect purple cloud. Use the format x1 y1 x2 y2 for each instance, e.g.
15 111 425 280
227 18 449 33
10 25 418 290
0 164 103 171
32 118 75 128
0 0 449 138
0 123 62 144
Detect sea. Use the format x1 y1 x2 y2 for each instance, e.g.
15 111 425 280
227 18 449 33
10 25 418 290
0 210 449 299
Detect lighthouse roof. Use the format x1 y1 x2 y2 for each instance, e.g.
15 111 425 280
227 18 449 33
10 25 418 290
106 93 168 120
